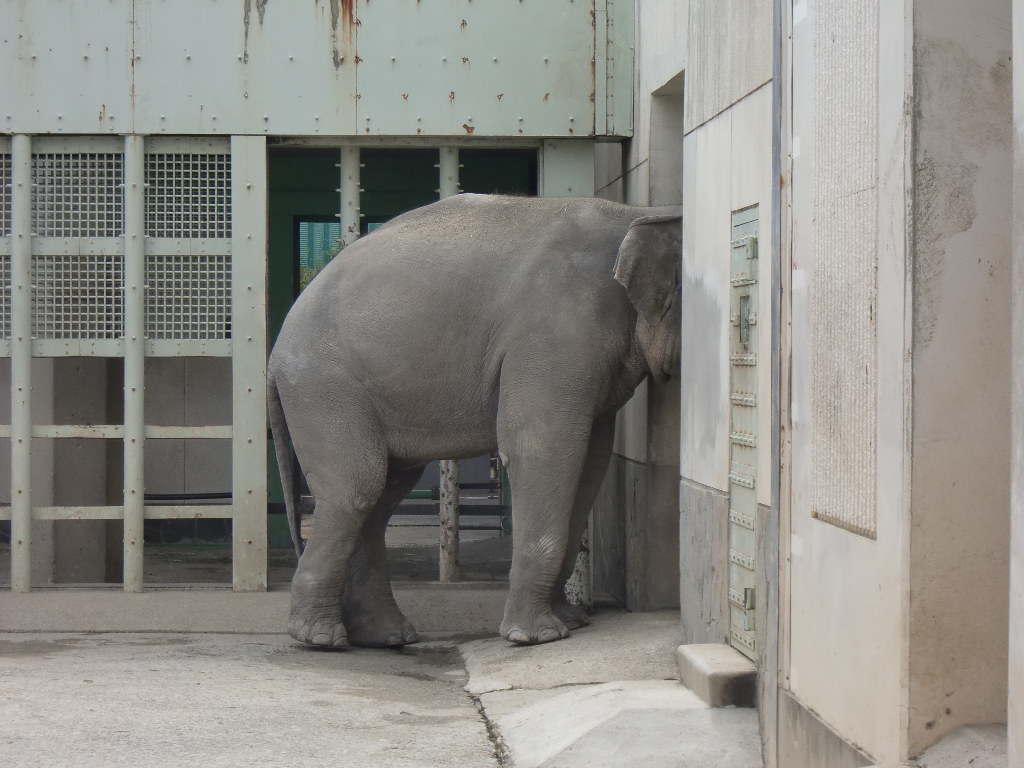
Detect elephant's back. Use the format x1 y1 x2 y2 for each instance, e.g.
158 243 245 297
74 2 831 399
273 193 642 380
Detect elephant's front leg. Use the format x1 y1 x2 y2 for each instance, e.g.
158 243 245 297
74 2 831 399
498 418 592 645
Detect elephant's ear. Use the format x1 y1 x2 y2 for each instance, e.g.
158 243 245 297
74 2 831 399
613 214 682 322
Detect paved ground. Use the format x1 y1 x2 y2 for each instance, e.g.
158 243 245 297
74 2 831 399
1 521 762 767
0 605 763 768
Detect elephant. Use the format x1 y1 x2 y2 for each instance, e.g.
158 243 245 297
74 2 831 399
267 193 681 649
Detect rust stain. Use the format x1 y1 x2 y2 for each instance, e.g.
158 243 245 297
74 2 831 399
462 57 470 64
329 0 357 69
354 55 363 64
496 93 503 101
543 92 550 102
449 91 456 103
402 93 409 101
462 123 475 134
98 104 107 123
460 19 468 29
242 0 270 64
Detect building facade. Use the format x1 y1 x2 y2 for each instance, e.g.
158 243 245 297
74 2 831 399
2 1 1022 766
627 0 1021 765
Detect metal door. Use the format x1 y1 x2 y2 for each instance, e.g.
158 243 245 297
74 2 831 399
728 206 759 659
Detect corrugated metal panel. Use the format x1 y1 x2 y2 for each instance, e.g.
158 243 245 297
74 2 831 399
0 0 633 138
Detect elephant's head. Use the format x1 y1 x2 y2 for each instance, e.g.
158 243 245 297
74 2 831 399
613 214 682 384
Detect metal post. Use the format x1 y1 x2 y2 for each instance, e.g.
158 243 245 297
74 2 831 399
10 135 32 592
231 135 269 591
439 458 460 582
437 147 461 581
438 147 460 198
339 147 361 248
122 134 145 592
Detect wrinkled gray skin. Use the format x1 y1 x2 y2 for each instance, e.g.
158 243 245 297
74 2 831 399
268 194 681 649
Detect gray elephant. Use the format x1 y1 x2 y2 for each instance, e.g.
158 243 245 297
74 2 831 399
268 194 681 648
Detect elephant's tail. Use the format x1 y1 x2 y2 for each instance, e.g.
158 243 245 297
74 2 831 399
267 369 304 558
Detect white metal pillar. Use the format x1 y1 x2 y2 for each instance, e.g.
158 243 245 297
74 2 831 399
437 147 462 582
231 135 269 591
339 147 361 248
122 134 146 591
10 134 32 592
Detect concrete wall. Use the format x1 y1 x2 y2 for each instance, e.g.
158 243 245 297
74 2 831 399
0 357 114 584
785 0 909 761
144 359 233 498
591 0 687 610
786 0 1013 762
907 0 1012 753
1010 3 1024 765
674 0 774 643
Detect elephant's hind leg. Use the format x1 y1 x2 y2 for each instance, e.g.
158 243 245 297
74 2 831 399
343 464 425 648
551 416 616 630
287 416 388 650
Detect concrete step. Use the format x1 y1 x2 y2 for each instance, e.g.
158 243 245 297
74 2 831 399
676 642 757 708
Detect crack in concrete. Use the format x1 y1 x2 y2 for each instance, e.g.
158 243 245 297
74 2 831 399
470 693 512 767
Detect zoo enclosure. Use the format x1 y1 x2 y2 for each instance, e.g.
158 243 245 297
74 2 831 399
0 0 634 590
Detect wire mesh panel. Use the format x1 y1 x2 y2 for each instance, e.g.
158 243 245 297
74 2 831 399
144 141 232 346
0 255 10 339
31 152 124 238
145 253 231 339
145 152 231 238
0 149 11 236
31 253 124 339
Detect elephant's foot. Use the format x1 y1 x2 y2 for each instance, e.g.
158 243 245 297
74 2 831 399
343 597 420 648
288 605 350 650
553 595 591 630
500 609 571 645
288 574 350 649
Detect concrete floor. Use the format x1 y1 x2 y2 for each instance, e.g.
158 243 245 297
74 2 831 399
1 519 765 767
0 596 763 768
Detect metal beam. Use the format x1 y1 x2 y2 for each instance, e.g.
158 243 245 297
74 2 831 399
10 134 32 592
230 135 269 591
122 134 146 592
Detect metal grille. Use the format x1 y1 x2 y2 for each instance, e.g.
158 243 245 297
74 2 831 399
31 254 124 339
0 152 11 235
145 153 231 238
31 153 124 238
145 254 231 339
